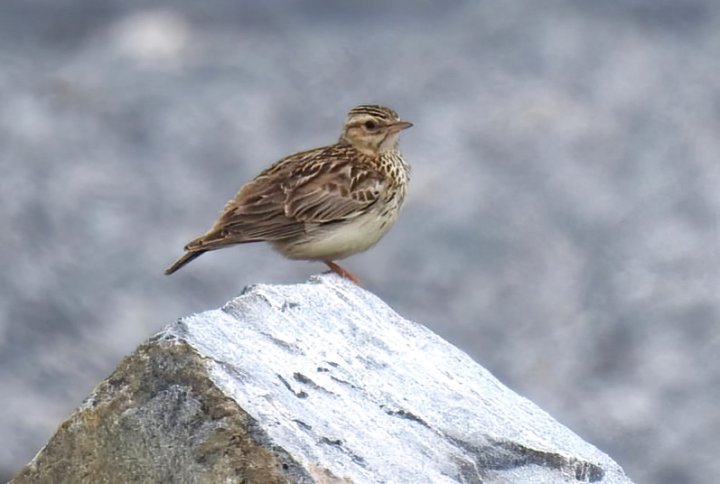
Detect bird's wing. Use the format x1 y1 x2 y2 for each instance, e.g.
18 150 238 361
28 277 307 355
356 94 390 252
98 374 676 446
184 145 384 251
184 176 301 251
283 150 385 223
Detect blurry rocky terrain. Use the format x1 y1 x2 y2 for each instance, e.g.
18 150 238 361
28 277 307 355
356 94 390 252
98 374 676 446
1 1 718 483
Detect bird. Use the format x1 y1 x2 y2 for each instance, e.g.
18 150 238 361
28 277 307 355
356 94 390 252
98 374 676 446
164 104 413 284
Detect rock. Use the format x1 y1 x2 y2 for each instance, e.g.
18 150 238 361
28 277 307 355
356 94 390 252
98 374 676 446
12 274 632 484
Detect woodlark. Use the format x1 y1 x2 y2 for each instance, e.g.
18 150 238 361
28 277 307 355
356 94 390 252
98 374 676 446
165 104 412 283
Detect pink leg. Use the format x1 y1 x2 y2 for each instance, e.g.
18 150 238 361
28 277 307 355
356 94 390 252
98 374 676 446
324 261 361 285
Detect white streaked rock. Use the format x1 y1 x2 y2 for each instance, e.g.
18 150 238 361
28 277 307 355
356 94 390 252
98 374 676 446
14 274 632 483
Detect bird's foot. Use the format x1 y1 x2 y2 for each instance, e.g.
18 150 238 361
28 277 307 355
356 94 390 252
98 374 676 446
323 261 361 285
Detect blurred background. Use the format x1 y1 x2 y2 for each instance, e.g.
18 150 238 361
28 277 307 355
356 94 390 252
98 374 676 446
1 1 719 482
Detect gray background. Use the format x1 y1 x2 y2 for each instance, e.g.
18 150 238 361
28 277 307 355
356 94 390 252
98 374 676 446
1 1 718 482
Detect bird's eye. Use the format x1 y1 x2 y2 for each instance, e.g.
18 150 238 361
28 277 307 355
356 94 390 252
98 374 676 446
364 120 377 130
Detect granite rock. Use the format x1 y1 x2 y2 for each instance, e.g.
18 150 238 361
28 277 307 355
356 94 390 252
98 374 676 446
13 275 632 483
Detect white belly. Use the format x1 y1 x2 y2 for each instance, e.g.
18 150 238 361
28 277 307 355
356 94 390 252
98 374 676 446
277 206 400 261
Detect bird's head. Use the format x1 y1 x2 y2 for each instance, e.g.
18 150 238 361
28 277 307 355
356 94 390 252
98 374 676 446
339 104 412 155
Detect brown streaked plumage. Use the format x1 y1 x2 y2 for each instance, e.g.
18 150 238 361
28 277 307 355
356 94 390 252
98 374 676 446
165 104 412 283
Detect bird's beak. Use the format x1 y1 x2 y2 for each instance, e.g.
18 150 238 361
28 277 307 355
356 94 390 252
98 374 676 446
389 120 413 132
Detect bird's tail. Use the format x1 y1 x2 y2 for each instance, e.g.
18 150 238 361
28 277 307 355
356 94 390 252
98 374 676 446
164 250 207 275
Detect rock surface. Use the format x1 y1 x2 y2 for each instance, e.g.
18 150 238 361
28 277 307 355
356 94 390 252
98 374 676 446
13 275 632 484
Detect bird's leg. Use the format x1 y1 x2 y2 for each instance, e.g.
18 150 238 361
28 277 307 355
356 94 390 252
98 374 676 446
323 261 361 285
